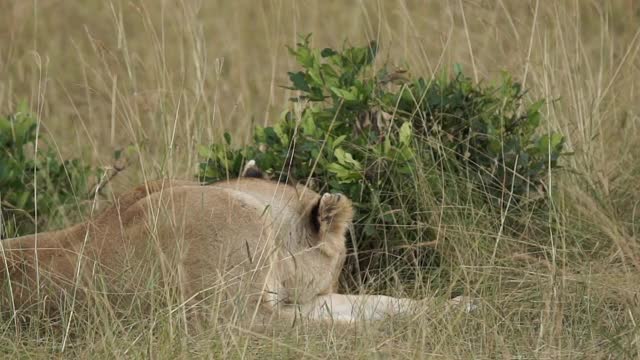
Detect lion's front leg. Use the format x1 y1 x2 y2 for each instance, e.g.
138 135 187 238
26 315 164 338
291 293 479 323
300 293 422 322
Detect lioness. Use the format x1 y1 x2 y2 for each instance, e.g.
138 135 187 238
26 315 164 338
1 161 469 325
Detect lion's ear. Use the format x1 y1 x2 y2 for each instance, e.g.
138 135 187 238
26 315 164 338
242 159 265 179
310 193 353 237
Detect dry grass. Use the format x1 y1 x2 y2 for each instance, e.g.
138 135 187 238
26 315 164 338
1 0 640 358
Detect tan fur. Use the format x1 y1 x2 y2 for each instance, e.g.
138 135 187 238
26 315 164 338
0 176 353 322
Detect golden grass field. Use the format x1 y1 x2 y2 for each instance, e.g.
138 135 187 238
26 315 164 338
1 1 640 358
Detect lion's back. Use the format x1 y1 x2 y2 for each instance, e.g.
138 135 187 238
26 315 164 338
112 185 277 295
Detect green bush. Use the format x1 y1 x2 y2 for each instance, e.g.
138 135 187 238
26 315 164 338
198 34 566 287
0 102 96 237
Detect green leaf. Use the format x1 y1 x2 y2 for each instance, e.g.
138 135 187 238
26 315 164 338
383 136 391 156
550 133 564 150
332 135 347 149
453 63 463 77
326 162 360 183
334 148 362 170
308 63 323 86
527 111 541 129
399 122 412 147
334 147 347 164
538 133 564 155
197 145 211 158
528 99 545 114
321 48 338 58
290 44 315 68
288 71 310 92
329 86 358 101
302 113 317 136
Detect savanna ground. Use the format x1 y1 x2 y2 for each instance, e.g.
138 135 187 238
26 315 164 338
2 1 640 358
